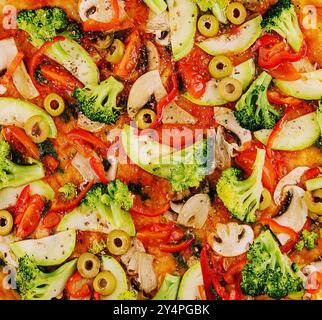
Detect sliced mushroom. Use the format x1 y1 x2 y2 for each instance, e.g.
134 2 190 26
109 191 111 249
170 201 184 214
273 167 309 205
177 194 211 229
214 126 235 170
127 70 167 119
214 107 252 151
77 112 106 133
106 156 118 181
162 102 196 125
79 0 127 23
121 238 145 271
208 222 254 257
273 186 308 245
146 41 160 71
145 10 170 46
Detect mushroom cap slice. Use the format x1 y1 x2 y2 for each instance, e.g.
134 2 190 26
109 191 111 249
177 194 211 229
127 70 167 119
274 186 308 245
162 102 196 125
209 222 254 257
273 167 309 205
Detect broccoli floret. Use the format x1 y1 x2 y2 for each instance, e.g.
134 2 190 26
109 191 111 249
89 239 107 255
82 180 134 229
16 255 77 300
216 148 265 223
63 22 82 42
234 72 282 131
73 76 124 124
17 7 68 47
58 183 77 201
118 290 138 300
0 140 44 191
261 0 304 52
241 230 303 299
150 138 211 192
193 0 229 23
295 230 318 251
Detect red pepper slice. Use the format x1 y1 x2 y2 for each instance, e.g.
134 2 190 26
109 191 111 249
268 62 301 81
89 156 108 184
2 125 40 160
0 52 24 85
267 90 303 108
200 244 230 300
16 194 44 238
160 236 194 253
136 223 174 243
130 195 170 217
66 271 92 299
149 74 178 129
69 138 96 158
301 167 321 183
28 36 65 89
51 180 94 213
223 259 247 285
67 129 107 152
260 218 299 252
42 211 61 229
252 34 280 52
14 185 30 217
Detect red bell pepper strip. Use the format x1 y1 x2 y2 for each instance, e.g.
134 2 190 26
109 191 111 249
42 211 61 228
51 180 94 212
268 62 301 81
224 259 247 285
149 74 178 129
306 271 322 294
14 185 30 217
301 167 321 183
160 236 194 253
0 52 24 85
69 138 96 158
89 156 108 184
66 271 92 299
130 195 170 217
136 223 174 243
44 155 60 172
2 125 40 160
267 90 303 107
39 64 83 91
252 34 280 52
28 36 65 89
67 129 107 152
93 292 101 300
260 218 299 252
258 36 307 69
16 194 44 238
200 244 230 300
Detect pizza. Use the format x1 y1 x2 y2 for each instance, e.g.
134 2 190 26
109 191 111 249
0 0 321 301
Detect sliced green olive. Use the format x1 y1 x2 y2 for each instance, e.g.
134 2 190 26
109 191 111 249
106 39 125 64
24 115 50 143
107 230 131 255
198 14 219 37
259 188 272 211
304 190 322 214
94 32 114 50
0 210 13 236
209 55 233 79
77 252 101 279
226 2 247 25
93 271 116 296
218 77 243 102
135 108 156 130
44 93 65 117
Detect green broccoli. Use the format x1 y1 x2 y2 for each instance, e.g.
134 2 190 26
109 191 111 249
73 76 124 124
118 290 138 300
193 0 229 23
261 0 304 52
16 255 77 300
82 180 134 231
234 72 282 131
0 140 44 191
58 183 77 201
241 230 303 299
295 230 318 251
216 148 265 223
150 138 211 192
17 7 68 47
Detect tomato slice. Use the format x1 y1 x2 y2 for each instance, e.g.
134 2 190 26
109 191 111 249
235 147 277 193
66 271 92 299
268 62 301 81
178 46 211 99
16 194 44 238
42 211 61 229
14 185 30 217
